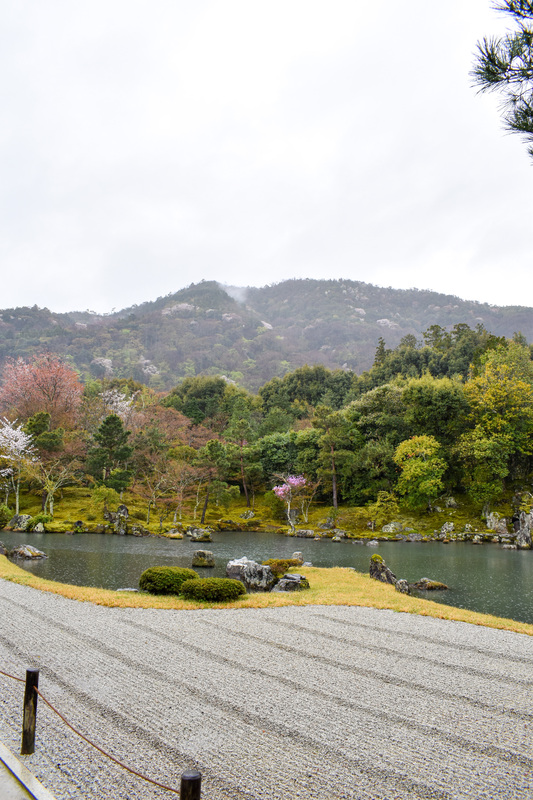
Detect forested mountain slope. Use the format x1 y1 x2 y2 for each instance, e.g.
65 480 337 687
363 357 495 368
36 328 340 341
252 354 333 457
0 279 531 390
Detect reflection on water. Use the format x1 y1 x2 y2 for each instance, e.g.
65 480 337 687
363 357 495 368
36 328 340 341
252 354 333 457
1 530 532 623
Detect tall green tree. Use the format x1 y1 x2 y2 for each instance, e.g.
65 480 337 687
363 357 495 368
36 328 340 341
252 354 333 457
471 1 533 158
194 439 229 524
86 414 133 492
312 406 353 509
224 397 257 507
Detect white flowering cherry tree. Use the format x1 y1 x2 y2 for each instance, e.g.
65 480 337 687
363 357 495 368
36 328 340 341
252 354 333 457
0 417 36 514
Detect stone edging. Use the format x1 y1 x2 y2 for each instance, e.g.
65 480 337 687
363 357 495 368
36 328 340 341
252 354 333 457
0 741 57 800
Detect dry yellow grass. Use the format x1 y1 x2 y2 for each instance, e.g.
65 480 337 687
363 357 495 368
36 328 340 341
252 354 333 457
1 555 531 635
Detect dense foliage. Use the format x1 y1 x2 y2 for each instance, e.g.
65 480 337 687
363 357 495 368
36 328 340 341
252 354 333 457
262 558 302 577
0 319 532 523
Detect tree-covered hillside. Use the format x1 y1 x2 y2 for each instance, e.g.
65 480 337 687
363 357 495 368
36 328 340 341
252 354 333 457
0 279 531 391
1 328 532 534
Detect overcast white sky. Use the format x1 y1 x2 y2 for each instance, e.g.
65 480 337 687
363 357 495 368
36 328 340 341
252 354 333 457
1 0 531 313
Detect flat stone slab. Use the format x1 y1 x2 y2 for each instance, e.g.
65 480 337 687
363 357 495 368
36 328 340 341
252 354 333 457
0 741 57 800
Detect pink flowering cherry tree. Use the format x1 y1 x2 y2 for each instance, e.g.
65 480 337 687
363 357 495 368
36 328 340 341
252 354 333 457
273 474 307 531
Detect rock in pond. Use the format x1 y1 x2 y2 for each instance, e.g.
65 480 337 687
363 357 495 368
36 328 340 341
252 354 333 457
164 528 184 539
10 545 47 560
410 578 449 591
192 549 215 568
369 554 397 584
226 557 276 592
0 541 7 556
188 527 213 542
294 529 316 538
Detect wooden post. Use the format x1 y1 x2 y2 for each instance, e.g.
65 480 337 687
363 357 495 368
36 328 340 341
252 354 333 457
180 769 202 800
21 668 39 755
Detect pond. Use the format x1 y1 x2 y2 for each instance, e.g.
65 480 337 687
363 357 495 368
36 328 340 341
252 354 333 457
1 530 532 624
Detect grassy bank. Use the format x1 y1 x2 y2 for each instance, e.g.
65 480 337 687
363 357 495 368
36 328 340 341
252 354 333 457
1 555 531 636
6 485 501 540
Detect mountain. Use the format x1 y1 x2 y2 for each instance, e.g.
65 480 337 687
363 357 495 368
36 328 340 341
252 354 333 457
0 279 531 391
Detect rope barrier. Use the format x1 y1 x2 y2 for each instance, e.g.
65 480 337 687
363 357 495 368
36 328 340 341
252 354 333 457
1 666 182 796
0 668 25 683
34 688 180 795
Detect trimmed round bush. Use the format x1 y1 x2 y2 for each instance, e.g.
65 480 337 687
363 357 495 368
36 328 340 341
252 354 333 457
262 558 301 577
139 566 199 595
180 577 246 602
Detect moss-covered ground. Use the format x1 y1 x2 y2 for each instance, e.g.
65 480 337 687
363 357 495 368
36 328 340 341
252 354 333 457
9 486 502 539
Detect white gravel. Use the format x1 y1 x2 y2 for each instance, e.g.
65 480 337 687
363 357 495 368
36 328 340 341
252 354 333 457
0 580 532 800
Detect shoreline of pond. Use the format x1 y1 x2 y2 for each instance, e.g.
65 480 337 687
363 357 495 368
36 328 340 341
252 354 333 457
1 525 529 548
0 529 532 623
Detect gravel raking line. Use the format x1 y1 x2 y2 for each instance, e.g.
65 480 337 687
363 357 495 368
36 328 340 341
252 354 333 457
0 580 532 799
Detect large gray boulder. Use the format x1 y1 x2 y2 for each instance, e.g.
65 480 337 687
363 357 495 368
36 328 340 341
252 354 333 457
486 513 509 536
271 574 309 592
104 505 129 534
10 545 47 559
6 515 32 532
410 577 448 591
395 579 410 594
382 521 403 533
369 554 397 584
226 557 276 592
192 549 215 568
130 525 151 537
516 511 533 549
188 528 213 542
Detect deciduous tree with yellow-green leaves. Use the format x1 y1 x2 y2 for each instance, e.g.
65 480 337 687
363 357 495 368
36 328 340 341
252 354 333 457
394 435 447 511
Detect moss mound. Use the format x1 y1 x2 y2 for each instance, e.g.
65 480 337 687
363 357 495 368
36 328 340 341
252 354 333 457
180 577 246 602
262 558 302 577
139 566 199 595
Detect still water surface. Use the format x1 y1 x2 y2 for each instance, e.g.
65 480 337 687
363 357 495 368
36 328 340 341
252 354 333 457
1 530 532 624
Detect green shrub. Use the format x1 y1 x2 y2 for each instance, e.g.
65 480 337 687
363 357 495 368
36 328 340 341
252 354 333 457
180 577 246 602
262 558 301 577
0 504 11 528
139 566 199 595
29 513 53 530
